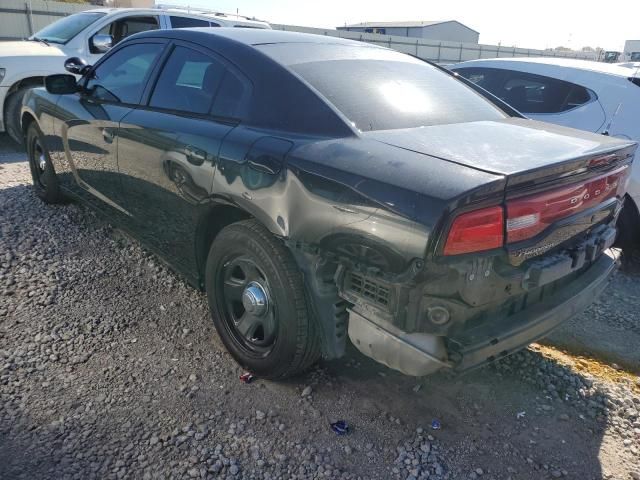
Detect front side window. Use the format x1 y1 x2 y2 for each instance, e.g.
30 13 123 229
85 43 164 104
31 12 105 44
149 45 249 118
92 16 159 52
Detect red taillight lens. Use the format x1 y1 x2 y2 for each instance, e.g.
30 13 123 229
443 165 630 256
443 206 504 256
506 166 629 243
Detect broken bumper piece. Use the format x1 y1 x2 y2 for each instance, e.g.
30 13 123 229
347 249 618 377
347 309 451 376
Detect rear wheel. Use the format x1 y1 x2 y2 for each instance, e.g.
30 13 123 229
26 123 64 204
617 197 640 268
205 219 320 379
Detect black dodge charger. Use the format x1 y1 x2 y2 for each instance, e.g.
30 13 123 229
21 28 636 378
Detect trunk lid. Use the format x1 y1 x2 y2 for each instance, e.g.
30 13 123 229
367 117 636 190
366 117 636 264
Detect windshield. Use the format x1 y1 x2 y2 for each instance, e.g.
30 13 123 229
31 12 105 44
258 43 507 132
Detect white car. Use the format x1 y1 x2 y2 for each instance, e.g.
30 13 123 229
452 57 640 261
0 7 269 143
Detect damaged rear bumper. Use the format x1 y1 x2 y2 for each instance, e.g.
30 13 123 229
347 249 618 376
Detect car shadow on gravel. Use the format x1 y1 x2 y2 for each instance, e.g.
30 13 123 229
546 268 640 373
0 415 61 479
319 343 619 479
0 133 25 162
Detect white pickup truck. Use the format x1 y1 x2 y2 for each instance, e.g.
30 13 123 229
0 7 269 143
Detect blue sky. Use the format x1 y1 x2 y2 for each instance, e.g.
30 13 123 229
166 0 639 51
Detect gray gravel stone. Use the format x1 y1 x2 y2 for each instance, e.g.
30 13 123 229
1 138 639 480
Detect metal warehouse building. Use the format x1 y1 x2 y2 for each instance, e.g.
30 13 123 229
337 20 480 44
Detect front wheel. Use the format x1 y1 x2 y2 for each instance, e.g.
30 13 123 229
26 122 64 204
205 219 320 379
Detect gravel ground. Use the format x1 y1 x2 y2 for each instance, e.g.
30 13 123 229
1 134 639 480
547 271 640 370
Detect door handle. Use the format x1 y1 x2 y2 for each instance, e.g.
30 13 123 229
185 145 206 166
102 128 114 144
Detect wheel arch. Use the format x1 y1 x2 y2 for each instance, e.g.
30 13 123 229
4 77 45 140
20 110 38 137
6 76 45 97
194 203 253 287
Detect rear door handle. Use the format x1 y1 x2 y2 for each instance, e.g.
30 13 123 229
185 145 206 166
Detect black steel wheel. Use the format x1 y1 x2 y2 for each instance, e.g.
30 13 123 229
205 219 320 378
26 122 63 204
220 256 277 354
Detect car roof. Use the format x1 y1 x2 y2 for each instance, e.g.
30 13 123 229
83 8 269 26
454 57 634 78
134 27 371 47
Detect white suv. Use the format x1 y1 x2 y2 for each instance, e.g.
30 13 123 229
0 7 270 143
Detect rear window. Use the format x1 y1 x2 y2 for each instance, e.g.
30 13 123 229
258 44 506 132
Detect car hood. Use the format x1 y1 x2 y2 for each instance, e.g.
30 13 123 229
0 40 67 58
366 117 636 187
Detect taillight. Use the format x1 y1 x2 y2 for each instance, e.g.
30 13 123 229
443 165 630 256
443 206 504 256
506 166 629 243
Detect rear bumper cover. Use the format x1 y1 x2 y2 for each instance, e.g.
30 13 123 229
451 249 617 372
347 250 617 376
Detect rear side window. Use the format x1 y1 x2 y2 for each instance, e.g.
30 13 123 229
150 46 225 114
456 67 593 114
149 45 250 118
169 16 211 28
454 67 506 91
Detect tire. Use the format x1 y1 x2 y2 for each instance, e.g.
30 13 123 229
5 87 31 145
616 197 640 268
205 219 320 379
26 122 64 204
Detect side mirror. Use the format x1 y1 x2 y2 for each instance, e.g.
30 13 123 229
64 57 90 75
45 74 78 95
90 34 113 53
